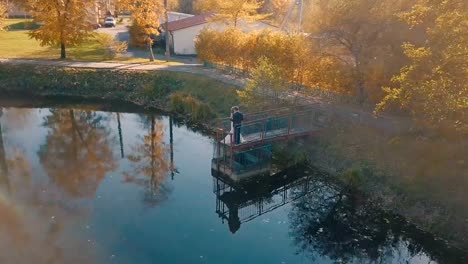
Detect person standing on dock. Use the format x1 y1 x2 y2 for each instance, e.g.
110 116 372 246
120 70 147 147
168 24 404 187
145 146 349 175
231 106 243 144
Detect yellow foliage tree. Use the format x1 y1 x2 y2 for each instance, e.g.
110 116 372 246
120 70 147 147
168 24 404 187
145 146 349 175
196 0 268 27
304 0 415 103
196 28 350 94
376 0 468 131
0 2 6 30
238 56 287 108
26 0 95 59
121 0 163 61
268 0 289 23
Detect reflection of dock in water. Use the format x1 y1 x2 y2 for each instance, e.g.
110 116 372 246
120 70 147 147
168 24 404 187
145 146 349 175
211 144 273 181
212 164 314 233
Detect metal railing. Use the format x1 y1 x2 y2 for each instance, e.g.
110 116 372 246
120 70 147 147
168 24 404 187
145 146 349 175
218 108 331 147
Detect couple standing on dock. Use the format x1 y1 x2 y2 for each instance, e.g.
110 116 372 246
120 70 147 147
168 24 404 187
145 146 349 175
229 106 244 145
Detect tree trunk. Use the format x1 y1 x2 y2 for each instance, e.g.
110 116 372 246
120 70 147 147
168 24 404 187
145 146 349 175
148 39 155 62
356 78 366 105
169 116 174 179
0 112 10 195
353 51 366 104
117 113 124 158
60 42 66 59
150 116 155 183
69 110 79 164
164 0 170 62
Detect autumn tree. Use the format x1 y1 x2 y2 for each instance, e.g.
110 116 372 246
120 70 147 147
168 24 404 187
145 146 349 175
196 28 351 94
304 0 415 103
376 0 468 131
39 109 116 198
26 0 95 59
238 57 288 108
196 0 268 27
123 0 163 61
0 2 6 30
267 0 289 23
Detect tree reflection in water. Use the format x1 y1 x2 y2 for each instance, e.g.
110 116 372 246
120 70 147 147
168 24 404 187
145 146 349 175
289 170 467 264
0 107 35 195
39 109 117 198
0 113 96 264
125 115 172 207
0 108 9 194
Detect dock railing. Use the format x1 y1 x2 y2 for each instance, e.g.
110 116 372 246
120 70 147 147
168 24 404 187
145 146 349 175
217 107 331 148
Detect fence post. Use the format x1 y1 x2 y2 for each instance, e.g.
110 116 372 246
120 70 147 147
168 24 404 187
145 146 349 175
229 132 234 172
261 120 266 141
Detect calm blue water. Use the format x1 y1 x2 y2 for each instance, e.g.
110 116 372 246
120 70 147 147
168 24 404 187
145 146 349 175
0 107 465 264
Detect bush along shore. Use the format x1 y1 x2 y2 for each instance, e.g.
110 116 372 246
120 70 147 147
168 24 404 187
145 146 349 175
0 63 240 127
1 62 467 252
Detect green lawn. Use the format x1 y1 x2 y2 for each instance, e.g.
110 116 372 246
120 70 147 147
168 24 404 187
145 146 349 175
0 19 111 61
0 19 181 65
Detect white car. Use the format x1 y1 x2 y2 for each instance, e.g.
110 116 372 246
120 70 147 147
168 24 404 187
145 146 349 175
104 17 116 27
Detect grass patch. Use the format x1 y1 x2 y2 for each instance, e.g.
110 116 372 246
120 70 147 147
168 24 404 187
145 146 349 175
0 27 108 60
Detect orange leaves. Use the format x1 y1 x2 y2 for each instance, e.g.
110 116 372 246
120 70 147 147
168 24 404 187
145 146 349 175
26 0 95 58
378 0 468 131
196 28 352 94
197 0 268 26
0 2 6 30
129 0 163 38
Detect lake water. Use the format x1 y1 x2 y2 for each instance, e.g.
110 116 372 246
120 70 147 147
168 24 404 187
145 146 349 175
0 106 466 264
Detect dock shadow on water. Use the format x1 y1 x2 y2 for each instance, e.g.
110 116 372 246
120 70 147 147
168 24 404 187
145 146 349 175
0 105 466 264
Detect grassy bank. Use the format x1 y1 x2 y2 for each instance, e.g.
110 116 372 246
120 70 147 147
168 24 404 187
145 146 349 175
0 63 239 124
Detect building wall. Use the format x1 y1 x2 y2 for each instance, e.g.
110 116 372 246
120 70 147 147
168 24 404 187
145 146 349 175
171 21 279 55
172 23 207 55
6 4 30 18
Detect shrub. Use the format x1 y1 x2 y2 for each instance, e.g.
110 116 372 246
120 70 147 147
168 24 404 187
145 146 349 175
193 102 215 121
196 28 353 97
96 34 127 59
169 92 215 122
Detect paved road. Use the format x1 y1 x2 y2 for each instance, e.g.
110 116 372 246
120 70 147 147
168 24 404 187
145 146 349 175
96 24 129 40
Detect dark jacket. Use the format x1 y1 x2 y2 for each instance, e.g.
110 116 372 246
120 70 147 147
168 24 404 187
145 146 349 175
232 112 244 127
